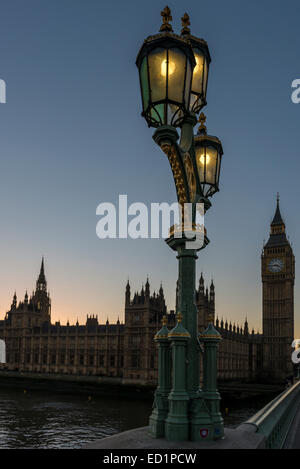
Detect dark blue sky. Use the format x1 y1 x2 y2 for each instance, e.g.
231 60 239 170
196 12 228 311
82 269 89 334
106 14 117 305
0 0 299 333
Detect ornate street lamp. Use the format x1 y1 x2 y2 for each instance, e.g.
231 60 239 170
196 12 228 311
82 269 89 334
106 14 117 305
136 6 196 127
195 113 223 198
181 13 211 114
136 7 224 443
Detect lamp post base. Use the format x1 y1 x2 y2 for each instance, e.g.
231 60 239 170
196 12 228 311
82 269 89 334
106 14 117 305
190 394 214 441
149 391 169 438
165 421 189 442
165 396 190 442
149 412 166 439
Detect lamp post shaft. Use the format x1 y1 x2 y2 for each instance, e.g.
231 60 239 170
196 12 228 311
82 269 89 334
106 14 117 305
175 243 199 398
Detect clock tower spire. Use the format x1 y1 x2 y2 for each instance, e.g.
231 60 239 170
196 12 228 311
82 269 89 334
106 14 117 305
261 196 295 382
270 193 285 235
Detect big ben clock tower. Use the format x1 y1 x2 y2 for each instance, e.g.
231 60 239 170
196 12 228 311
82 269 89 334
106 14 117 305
261 196 295 382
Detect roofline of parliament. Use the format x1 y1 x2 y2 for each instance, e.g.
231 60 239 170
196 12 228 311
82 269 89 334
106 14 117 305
0 197 294 384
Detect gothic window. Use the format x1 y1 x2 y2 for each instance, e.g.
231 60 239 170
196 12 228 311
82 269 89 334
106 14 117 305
132 335 141 346
110 355 115 367
150 354 155 369
99 355 104 366
120 355 124 367
89 355 94 366
131 354 140 368
79 354 84 365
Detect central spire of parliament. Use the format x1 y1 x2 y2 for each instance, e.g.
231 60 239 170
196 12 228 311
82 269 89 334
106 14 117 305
36 257 47 292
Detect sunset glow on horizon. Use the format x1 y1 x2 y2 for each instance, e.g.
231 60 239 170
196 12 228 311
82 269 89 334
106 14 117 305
0 0 298 339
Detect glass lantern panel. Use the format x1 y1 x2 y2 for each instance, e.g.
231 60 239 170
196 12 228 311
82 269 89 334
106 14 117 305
189 93 197 111
140 57 149 112
216 151 221 186
196 145 205 183
191 48 205 94
203 56 208 98
184 59 192 108
148 47 167 102
167 103 183 125
151 103 165 125
196 145 218 186
168 48 186 103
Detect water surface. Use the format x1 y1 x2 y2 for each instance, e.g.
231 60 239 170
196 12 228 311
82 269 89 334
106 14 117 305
0 387 273 448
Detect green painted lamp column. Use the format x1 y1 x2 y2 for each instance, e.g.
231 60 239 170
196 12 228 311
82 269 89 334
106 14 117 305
199 323 224 440
136 6 224 443
167 230 214 442
165 312 190 441
149 315 171 438
166 235 200 400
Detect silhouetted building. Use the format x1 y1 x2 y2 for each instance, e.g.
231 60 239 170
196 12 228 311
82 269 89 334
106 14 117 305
0 200 294 384
261 196 295 381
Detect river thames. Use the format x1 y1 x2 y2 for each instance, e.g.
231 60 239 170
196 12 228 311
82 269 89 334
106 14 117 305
0 386 277 449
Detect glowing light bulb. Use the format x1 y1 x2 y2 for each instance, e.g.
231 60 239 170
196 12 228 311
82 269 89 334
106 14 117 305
199 153 210 165
161 60 176 77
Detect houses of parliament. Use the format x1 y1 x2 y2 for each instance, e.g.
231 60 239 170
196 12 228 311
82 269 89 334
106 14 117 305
0 200 295 384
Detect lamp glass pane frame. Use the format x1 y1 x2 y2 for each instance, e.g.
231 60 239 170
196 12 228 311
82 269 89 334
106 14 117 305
138 44 194 128
195 143 221 197
190 46 209 114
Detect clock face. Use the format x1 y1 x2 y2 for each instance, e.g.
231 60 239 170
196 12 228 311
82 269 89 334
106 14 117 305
268 258 284 273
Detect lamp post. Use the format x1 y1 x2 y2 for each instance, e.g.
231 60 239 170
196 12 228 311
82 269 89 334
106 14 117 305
136 6 224 442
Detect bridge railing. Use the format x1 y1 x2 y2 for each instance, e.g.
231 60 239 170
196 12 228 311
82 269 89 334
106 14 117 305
244 380 300 448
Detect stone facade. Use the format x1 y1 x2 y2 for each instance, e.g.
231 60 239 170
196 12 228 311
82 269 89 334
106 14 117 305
0 264 261 385
0 202 294 385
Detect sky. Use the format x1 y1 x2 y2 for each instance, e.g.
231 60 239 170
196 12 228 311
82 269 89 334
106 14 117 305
0 0 299 335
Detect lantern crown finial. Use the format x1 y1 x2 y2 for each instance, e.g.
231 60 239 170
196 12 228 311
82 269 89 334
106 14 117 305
177 312 183 323
181 13 191 36
162 315 167 326
198 112 207 135
160 6 173 32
